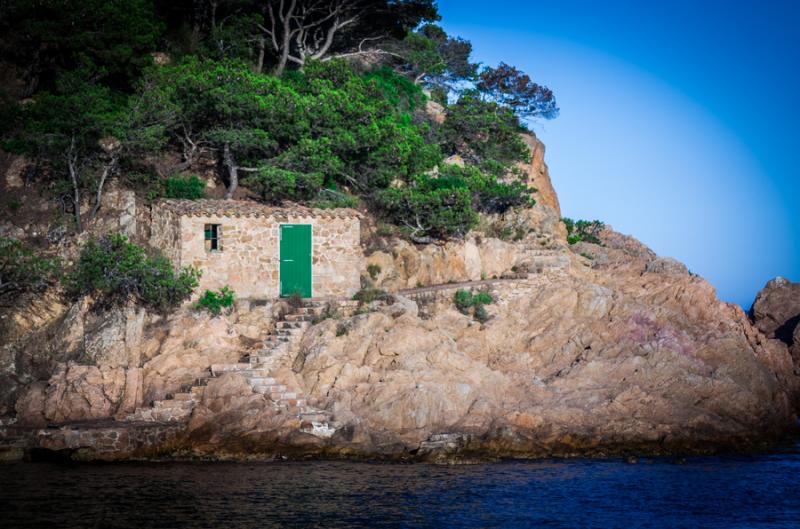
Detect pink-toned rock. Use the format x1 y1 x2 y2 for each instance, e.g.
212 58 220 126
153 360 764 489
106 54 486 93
42 365 127 423
14 381 47 426
751 276 800 343
517 133 560 217
200 372 256 414
114 368 143 419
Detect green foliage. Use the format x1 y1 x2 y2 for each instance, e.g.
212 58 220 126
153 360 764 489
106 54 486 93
454 289 474 314
3 0 163 91
367 264 382 281
562 218 605 245
68 234 199 312
363 66 426 111
375 178 478 239
195 286 235 316
164 175 206 199
0 237 61 300
453 288 493 322
16 71 124 158
472 292 494 305
438 91 529 170
389 24 478 95
438 164 532 214
142 58 441 202
477 62 559 121
473 304 490 323
352 287 391 304
1 2 561 244
310 189 359 210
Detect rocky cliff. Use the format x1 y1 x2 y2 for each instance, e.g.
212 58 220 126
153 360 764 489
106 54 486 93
750 277 800 367
1 135 798 462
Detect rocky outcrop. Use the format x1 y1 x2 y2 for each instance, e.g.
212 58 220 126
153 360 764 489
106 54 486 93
518 133 560 217
366 206 568 291
751 277 800 362
178 238 792 460
2 134 798 462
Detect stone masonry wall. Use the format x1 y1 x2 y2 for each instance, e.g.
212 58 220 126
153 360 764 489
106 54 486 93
150 207 181 264
178 214 362 299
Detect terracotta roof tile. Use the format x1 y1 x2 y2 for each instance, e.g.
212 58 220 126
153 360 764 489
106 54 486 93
154 199 362 220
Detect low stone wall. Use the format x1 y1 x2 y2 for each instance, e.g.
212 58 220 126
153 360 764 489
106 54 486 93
0 421 185 461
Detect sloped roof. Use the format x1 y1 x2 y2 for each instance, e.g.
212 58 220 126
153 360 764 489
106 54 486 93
154 199 362 220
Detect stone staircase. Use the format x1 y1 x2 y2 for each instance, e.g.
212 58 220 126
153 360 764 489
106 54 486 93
125 300 354 436
518 243 571 273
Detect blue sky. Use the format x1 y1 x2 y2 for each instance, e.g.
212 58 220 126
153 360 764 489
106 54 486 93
437 0 799 307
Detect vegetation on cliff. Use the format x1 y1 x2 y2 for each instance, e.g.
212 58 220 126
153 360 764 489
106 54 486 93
0 236 61 303
0 0 558 240
67 234 200 311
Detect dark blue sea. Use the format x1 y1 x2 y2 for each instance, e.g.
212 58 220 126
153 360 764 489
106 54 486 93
2 444 800 528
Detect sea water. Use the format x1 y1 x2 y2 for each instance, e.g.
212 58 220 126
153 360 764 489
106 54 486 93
2 444 799 528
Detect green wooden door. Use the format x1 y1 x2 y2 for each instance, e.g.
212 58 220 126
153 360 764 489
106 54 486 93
280 224 312 298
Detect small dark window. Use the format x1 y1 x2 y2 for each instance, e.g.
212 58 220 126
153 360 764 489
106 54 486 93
204 224 221 252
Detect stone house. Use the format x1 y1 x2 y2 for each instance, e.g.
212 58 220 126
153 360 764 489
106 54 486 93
150 199 363 299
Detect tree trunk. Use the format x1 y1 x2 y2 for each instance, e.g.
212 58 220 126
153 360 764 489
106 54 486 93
222 142 238 200
273 0 297 76
191 0 203 51
90 154 118 219
255 36 266 74
67 139 82 233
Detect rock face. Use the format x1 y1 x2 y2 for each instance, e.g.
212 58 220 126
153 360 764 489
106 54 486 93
518 133 560 217
366 206 567 291
2 134 798 462
751 276 800 362
208 237 794 459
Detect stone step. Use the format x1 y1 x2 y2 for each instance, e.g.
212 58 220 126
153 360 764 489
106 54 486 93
297 306 325 315
277 321 310 329
249 355 277 365
126 399 195 423
210 363 251 375
191 386 206 397
279 397 307 408
169 392 195 401
300 411 333 422
284 314 313 322
238 369 271 378
153 399 194 410
252 383 287 394
247 376 277 386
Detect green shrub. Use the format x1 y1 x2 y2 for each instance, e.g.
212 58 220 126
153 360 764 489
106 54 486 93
196 286 235 316
473 303 489 323
352 287 391 304
562 218 604 245
310 188 359 210
472 292 493 305
453 288 493 322
454 289 474 314
367 264 381 280
374 179 478 240
68 234 199 312
164 175 206 200
0 237 61 300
